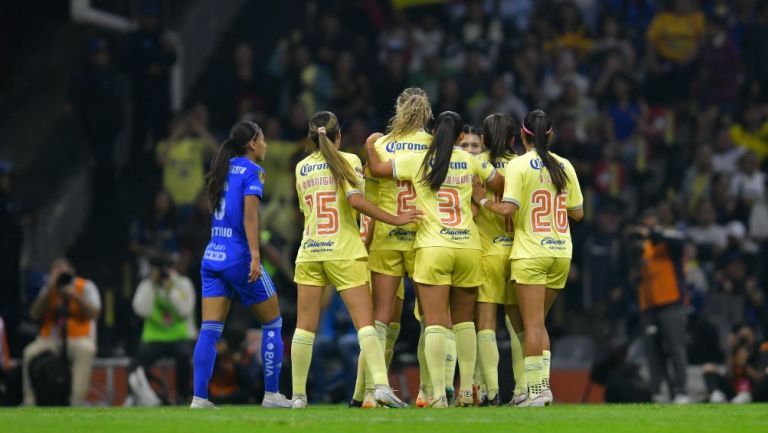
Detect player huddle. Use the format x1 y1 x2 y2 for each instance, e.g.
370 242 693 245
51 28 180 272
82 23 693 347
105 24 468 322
190 87 583 410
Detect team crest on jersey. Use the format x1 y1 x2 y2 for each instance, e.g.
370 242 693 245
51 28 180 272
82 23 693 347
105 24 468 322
259 170 266 184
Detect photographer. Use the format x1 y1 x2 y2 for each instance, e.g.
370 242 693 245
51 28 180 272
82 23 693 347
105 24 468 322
22 258 100 406
627 209 691 404
129 260 195 404
703 323 768 403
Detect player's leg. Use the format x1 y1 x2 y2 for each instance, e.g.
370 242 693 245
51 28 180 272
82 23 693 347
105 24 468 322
67 337 96 406
386 293 404 369
414 297 433 408
505 302 527 404
450 249 482 407
290 261 329 407
444 321 457 402
332 260 406 408
191 267 231 408
476 302 498 404
515 283 546 405
540 258 568 405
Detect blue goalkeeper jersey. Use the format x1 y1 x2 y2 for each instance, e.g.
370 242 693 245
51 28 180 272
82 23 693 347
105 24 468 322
202 156 265 271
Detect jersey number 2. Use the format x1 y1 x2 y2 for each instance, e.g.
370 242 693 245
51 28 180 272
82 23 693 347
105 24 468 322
304 191 339 235
531 190 568 234
396 180 416 214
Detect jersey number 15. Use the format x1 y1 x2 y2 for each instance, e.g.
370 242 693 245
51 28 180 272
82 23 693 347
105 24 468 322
304 191 339 235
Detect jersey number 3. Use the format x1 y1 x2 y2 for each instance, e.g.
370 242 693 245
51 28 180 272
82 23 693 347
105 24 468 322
531 189 568 234
304 191 339 235
437 187 461 227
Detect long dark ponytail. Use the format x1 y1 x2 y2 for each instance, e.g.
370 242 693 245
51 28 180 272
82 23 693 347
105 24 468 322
522 110 568 193
482 113 517 166
421 111 464 191
207 121 261 212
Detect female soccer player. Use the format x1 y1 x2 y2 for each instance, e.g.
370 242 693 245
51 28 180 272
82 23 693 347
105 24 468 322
459 125 482 154
473 109 583 407
472 114 520 406
352 88 433 406
192 121 291 409
367 111 504 408
291 111 421 408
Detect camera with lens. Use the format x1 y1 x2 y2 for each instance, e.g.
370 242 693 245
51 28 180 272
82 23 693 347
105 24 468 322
55 272 74 288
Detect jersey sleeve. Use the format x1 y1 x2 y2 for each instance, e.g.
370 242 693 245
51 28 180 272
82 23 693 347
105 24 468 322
502 161 524 208
472 154 496 183
565 161 583 210
244 164 264 198
341 154 365 198
392 153 420 182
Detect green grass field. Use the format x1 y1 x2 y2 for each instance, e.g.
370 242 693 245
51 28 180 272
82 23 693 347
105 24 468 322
1 405 766 433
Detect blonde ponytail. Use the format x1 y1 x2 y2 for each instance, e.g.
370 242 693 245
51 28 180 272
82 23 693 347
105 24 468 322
386 87 433 139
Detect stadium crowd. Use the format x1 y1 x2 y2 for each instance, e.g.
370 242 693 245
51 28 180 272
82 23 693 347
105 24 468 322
2 0 768 406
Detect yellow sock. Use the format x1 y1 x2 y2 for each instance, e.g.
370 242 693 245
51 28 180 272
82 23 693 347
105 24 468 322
417 319 432 393
358 325 388 386
524 355 544 398
352 353 365 401
472 341 485 389
453 322 477 393
542 350 551 390
385 322 401 369
445 329 457 390
477 329 499 398
425 325 447 396
511 331 526 396
291 328 315 397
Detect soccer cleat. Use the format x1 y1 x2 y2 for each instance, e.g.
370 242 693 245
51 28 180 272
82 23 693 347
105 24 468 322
362 390 378 408
709 390 727 404
348 399 363 408
731 392 752 404
455 389 474 407
673 393 692 405
374 385 407 408
429 394 449 408
516 394 546 407
262 392 292 408
480 393 501 407
509 393 528 407
542 388 553 406
290 395 308 409
416 389 429 408
190 396 217 409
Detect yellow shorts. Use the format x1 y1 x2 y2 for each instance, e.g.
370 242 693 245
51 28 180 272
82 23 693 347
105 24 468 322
478 254 516 305
510 257 571 289
368 249 416 278
413 247 482 288
294 259 368 291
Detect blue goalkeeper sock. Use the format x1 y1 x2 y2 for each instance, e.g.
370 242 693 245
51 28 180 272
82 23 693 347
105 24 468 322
262 316 284 394
193 321 224 399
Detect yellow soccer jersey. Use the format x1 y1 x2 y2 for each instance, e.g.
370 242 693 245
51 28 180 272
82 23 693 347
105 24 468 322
370 130 432 252
476 151 516 256
393 148 496 250
295 151 368 262
503 150 583 259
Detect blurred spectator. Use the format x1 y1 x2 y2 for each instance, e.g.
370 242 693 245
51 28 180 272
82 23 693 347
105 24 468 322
310 290 359 403
435 77 467 119
695 15 740 112
459 0 504 61
591 15 636 68
230 43 268 121
409 14 443 71
687 199 728 260
729 103 768 165
408 54 442 105
67 38 125 209
551 80 597 142
156 105 218 218
645 0 705 104
310 11 348 68
129 190 181 279
208 329 254 404
331 51 370 120
374 50 408 118
23 258 100 406
129 261 195 404
471 74 527 126
703 323 768 403
604 73 644 145
551 0 593 58
742 1 768 102
124 1 176 169
629 210 691 403
730 151 766 207
0 161 22 355
712 125 746 175
541 50 589 106
290 44 333 117
680 145 713 212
